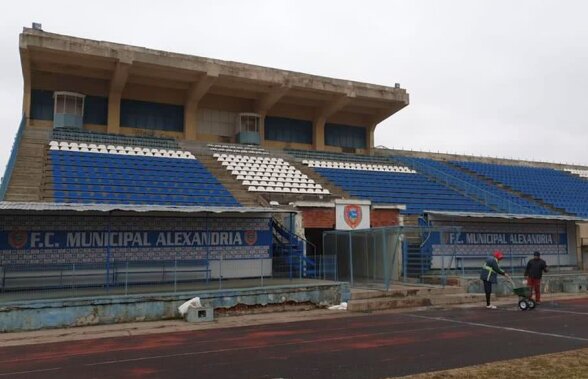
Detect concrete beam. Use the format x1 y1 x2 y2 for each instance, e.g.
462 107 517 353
310 93 355 149
369 106 402 126
20 29 409 104
109 61 131 95
184 70 219 140
317 93 354 120
186 70 219 106
255 84 290 113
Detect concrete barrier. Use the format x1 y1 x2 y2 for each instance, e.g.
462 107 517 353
0 283 346 332
457 274 588 296
186 307 214 323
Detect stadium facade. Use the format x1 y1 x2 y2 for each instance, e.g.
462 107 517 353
1 26 588 329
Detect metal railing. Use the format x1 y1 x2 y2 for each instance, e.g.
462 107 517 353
393 156 534 214
0 253 338 302
0 115 26 200
51 128 179 149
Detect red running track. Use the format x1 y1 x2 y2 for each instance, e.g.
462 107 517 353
1 298 588 379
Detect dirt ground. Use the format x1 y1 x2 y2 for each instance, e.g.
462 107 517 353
400 348 588 379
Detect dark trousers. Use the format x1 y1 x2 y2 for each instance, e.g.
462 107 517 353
482 280 492 305
527 277 541 302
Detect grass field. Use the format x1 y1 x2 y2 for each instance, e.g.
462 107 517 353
401 348 588 378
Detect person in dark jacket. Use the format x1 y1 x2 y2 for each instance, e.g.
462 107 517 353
480 250 511 309
525 251 548 304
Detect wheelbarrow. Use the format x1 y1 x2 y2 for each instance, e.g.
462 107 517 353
509 281 536 311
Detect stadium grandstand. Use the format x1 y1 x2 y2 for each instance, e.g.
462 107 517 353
1 25 587 330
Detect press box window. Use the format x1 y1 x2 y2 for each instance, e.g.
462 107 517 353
53 92 85 129
236 113 261 145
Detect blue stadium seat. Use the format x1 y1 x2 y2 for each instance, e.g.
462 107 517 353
313 167 493 215
395 157 553 215
49 150 241 207
453 161 588 217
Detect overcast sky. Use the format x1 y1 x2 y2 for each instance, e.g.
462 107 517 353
1 0 588 176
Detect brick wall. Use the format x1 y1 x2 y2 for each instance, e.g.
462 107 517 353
301 208 335 229
301 208 401 229
370 209 401 227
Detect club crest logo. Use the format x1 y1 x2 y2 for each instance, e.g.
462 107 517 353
8 230 28 249
344 205 362 229
244 230 257 246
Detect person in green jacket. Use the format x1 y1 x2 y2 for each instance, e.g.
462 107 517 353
480 250 511 309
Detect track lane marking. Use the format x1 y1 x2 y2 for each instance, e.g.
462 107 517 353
82 325 460 367
0 367 61 377
404 313 588 342
0 318 438 365
541 309 588 316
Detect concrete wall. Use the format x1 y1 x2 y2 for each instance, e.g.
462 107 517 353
463 274 588 297
0 283 349 332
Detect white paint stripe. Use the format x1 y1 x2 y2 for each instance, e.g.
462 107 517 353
0 367 61 377
405 313 588 342
0 319 434 365
541 309 588 316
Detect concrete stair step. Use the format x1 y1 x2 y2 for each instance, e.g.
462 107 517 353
180 147 262 207
351 289 391 300
4 194 41 201
351 286 465 301
347 292 485 312
429 293 486 306
347 297 431 312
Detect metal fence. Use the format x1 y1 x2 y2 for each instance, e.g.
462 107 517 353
323 225 466 290
324 227 403 290
0 253 338 302
323 224 572 290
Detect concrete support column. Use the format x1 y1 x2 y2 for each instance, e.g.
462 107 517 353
258 111 267 146
313 116 326 150
313 93 354 150
107 93 122 134
107 60 131 135
184 103 198 141
183 71 218 140
366 123 377 154
22 81 31 126
255 84 289 147
20 49 31 126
